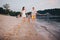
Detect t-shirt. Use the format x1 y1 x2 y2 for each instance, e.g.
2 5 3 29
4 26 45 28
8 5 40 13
32 10 37 15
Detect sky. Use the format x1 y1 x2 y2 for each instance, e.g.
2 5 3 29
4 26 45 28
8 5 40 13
0 0 60 12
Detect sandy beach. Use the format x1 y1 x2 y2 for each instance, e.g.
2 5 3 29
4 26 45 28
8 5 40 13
0 14 60 40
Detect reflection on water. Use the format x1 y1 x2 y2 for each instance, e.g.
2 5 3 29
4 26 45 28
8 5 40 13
36 15 60 22
36 18 60 40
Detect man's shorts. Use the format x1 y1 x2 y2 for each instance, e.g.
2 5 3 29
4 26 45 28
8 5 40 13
32 15 36 19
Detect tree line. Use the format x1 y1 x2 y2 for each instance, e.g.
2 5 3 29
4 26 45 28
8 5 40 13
37 8 60 16
0 4 60 16
0 7 60 16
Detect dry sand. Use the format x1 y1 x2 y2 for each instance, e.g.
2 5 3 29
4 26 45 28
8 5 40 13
0 15 44 40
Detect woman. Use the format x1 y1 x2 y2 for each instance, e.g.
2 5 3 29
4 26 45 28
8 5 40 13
31 7 37 21
21 6 26 23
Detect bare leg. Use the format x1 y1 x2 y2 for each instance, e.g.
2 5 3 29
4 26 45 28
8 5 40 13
22 17 26 23
27 15 31 23
28 18 30 23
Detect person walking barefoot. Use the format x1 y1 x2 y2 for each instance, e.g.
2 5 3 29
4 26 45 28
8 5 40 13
31 7 37 22
21 6 26 23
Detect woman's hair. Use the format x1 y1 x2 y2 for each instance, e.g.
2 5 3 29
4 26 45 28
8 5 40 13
22 6 25 10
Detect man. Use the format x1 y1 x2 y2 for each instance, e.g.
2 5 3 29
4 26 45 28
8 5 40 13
31 7 37 21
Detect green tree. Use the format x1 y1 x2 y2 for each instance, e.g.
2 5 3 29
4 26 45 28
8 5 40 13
0 7 6 14
3 4 10 15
